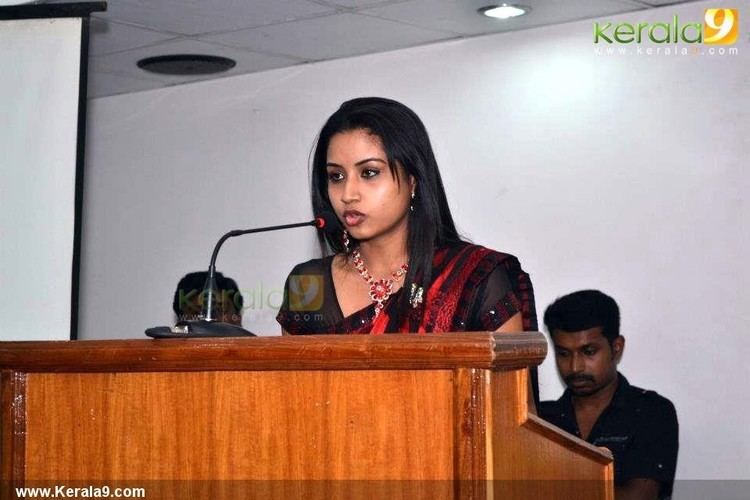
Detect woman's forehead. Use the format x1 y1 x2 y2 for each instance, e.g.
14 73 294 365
328 129 383 153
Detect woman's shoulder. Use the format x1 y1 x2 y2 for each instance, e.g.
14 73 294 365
285 255 335 276
437 241 522 267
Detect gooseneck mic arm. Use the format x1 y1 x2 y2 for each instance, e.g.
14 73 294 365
202 213 339 321
144 212 340 338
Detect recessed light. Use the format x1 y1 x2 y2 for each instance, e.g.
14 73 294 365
137 54 236 76
479 4 529 20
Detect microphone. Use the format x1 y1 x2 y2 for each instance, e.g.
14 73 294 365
313 211 342 234
145 212 340 338
201 212 339 322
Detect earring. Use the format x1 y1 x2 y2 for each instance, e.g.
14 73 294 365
410 191 415 212
342 229 351 253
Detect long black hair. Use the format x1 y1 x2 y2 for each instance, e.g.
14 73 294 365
311 97 463 330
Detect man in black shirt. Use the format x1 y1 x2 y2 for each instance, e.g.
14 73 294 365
539 290 678 500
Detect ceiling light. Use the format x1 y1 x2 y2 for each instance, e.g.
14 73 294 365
137 54 236 76
479 4 529 20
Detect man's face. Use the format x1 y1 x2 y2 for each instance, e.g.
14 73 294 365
551 326 622 397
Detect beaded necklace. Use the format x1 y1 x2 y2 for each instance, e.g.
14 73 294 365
350 248 408 318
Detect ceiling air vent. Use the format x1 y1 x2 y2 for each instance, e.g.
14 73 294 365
137 54 236 76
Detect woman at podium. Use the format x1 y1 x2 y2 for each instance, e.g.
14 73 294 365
277 97 536 335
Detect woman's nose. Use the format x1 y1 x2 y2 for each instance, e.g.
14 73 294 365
341 177 360 203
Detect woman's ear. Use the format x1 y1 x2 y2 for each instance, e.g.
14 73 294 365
409 175 417 195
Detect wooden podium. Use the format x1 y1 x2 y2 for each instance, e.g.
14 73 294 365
1 333 612 499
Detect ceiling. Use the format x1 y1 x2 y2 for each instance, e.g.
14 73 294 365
55 0 701 99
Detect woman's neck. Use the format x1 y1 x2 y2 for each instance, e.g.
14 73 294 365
354 232 409 279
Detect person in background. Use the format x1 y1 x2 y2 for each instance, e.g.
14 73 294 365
173 271 244 325
540 290 678 500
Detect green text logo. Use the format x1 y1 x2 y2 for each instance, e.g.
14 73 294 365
594 9 739 45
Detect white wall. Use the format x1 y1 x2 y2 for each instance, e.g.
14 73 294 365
82 0 749 480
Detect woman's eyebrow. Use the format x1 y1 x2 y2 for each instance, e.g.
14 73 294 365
326 157 387 168
355 157 387 166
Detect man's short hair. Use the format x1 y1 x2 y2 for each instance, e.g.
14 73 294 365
543 290 620 343
172 271 244 316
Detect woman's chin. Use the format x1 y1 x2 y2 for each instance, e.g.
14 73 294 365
347 229 369 241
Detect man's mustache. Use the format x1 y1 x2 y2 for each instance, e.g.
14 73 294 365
565 374 595 385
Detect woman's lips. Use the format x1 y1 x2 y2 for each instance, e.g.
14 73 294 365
343 210 365 227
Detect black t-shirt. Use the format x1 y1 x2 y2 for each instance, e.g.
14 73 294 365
539 373 678 499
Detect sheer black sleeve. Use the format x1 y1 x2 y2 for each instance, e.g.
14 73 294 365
467 255 537 332
275 264 301 332
275 257 340 335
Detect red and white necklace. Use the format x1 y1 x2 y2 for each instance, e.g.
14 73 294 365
350 248 408 318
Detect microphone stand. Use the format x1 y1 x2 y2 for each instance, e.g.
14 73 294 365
145 218 326 338
202 221 316 322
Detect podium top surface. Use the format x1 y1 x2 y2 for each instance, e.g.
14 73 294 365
0 332 546 373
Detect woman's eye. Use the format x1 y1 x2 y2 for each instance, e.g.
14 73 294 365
327 171 344 183
362 168 380 179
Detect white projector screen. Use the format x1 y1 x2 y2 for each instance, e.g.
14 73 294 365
0 15 84 340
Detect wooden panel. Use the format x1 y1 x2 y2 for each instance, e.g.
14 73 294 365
24 370 454 482
1 370 26 496
0 333 546 373
487 370 613 500
453 368 487 500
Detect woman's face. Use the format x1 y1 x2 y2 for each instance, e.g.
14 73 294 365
325 129 414 244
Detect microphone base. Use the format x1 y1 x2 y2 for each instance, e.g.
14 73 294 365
145 320 256 338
